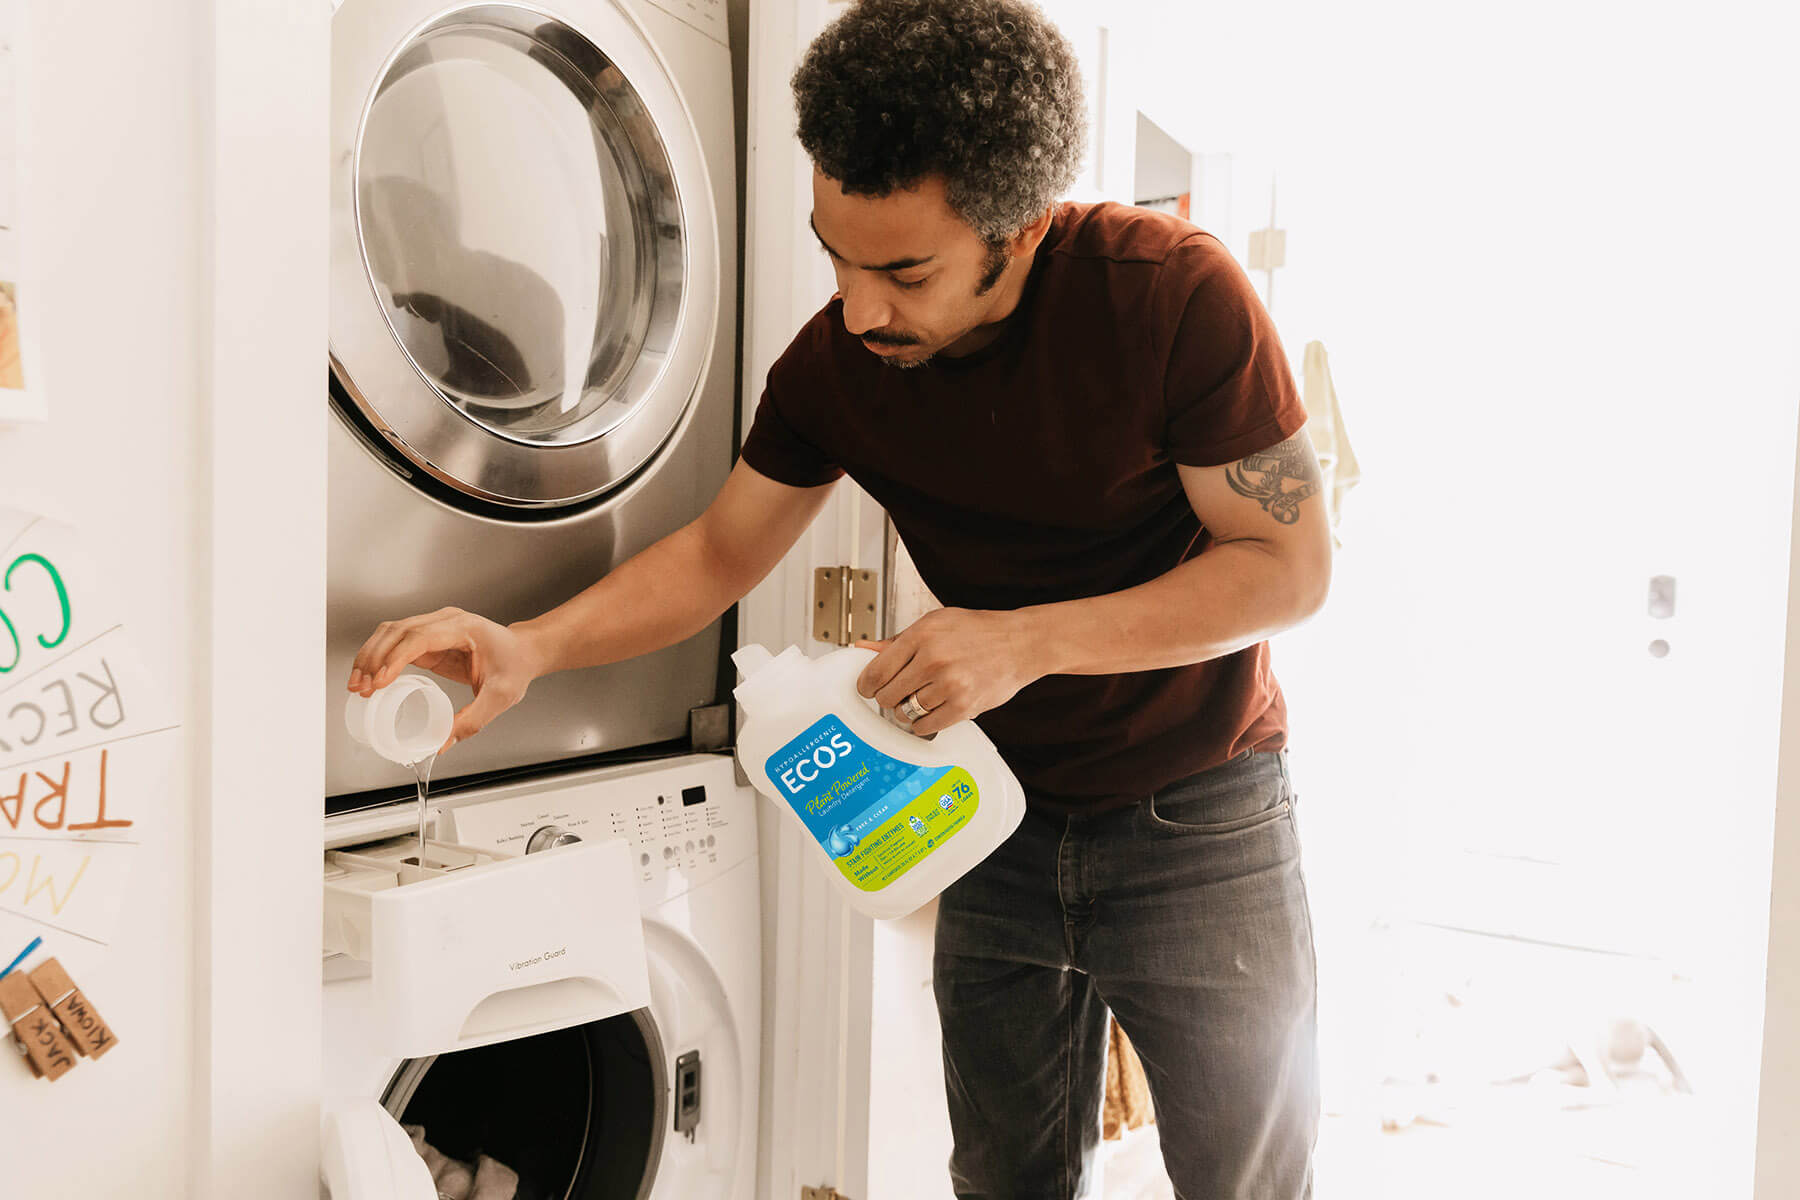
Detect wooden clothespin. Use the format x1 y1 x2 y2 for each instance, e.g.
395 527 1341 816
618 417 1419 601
29 958 117 1060
0 968 79 1081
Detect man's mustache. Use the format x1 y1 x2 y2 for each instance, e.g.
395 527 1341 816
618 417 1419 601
861 330 922 347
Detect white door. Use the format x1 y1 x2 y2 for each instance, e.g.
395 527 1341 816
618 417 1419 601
1117 2 1798 1192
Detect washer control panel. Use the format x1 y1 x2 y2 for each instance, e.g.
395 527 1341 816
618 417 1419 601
442 754 754 906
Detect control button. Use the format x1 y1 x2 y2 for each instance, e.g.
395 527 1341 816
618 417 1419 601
640 852 650 866
663 846 674 861
685 840 695 853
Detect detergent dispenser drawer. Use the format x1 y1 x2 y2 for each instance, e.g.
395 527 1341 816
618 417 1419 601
323 836 649 1059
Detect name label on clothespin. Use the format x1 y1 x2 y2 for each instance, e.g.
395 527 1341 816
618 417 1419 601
29 958 116 1060
0 971 78 1081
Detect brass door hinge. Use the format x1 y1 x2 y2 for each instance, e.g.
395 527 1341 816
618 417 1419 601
813 566 880 646
801 1188 852 1200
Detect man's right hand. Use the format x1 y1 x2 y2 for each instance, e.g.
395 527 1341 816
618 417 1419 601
347 607 543 752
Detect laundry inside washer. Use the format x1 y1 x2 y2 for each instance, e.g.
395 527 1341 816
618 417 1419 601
383 1009 665 1200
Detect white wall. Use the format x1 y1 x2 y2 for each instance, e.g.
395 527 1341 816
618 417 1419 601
2 2 206 1190
2 2 326 1196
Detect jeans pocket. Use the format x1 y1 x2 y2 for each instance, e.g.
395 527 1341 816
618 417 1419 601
1143 753 1291 835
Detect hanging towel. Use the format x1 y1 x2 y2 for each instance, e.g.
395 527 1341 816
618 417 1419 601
1102 1017 1155 1140
1300 340 1362 548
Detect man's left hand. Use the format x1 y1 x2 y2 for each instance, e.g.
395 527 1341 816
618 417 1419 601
854 607 1041 737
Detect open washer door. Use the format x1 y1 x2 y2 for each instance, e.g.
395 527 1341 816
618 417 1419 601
320 1008 670 1200
320 1098 438 1199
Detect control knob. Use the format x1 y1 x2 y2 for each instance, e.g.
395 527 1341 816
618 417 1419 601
526 825 582 854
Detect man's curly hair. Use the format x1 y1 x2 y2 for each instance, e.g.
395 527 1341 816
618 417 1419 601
791 0 1088 247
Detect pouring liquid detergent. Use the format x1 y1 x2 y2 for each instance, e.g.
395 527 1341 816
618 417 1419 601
733 643 1025 920
344 672 454 869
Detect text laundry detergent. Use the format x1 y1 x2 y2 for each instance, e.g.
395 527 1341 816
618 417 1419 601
732 643 1025 920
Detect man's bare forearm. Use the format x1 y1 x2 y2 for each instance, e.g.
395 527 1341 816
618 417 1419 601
1016 540 1329 678
510 521 750 679
504 463 836 682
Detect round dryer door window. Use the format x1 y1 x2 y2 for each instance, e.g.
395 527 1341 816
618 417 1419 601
330 2 719 510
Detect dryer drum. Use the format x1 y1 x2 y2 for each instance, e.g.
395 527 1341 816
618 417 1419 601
382 1007 670 1199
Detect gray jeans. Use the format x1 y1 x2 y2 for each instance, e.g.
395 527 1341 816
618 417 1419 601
933 747 1319 1199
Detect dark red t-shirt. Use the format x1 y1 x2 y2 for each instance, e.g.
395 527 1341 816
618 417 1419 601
739 201 1309 811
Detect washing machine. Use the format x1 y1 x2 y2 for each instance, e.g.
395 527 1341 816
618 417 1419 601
320 753 759 1199
322 2 755 1192
325 0 739 803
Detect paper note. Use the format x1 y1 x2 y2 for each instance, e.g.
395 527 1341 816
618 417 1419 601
0 0 43 421
0 510 179 955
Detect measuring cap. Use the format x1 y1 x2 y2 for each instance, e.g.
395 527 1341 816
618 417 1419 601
344 673 454 765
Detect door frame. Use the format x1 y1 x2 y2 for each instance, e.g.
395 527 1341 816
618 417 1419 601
739 1 881 1198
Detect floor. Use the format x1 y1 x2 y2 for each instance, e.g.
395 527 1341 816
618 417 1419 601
1094 909 1736 1200
1097 1123 1176 1200
1100 1087 1712 1200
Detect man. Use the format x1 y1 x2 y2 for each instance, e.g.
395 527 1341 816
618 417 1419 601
350 0 1330 1194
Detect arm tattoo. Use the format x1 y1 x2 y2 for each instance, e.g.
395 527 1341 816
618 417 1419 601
1224 434 1322 526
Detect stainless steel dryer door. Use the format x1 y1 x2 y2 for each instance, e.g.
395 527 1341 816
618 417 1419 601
331 1 718 509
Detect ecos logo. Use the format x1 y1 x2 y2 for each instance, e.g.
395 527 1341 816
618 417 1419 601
780 732 856 795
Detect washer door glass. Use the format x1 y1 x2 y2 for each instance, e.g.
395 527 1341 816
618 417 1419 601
384 1011 666 1200
360 18 679 443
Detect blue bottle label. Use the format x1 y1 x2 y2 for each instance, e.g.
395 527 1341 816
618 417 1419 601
765 715 978 892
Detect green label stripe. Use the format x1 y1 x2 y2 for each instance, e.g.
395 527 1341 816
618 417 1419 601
835 767 979 893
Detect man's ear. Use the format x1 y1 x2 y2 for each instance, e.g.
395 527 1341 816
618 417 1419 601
1009 205 1056 258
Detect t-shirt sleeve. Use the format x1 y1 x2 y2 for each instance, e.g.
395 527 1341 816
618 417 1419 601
738 387 845 487
737 322 846 488
1158 235 1309 467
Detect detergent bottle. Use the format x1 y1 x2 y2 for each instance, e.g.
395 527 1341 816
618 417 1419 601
732 643 1026 920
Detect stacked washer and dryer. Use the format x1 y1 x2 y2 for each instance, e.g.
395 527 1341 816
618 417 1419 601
319 0 757 1196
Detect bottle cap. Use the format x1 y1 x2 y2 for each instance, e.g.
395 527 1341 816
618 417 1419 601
730 644 773 677
345 673 454 765
731 643 807 715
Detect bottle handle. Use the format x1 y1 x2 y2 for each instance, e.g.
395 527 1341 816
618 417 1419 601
820 645 984 746
818 645 878 708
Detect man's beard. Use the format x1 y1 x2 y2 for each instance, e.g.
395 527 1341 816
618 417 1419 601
876 349 932 369
976 240 1010 295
